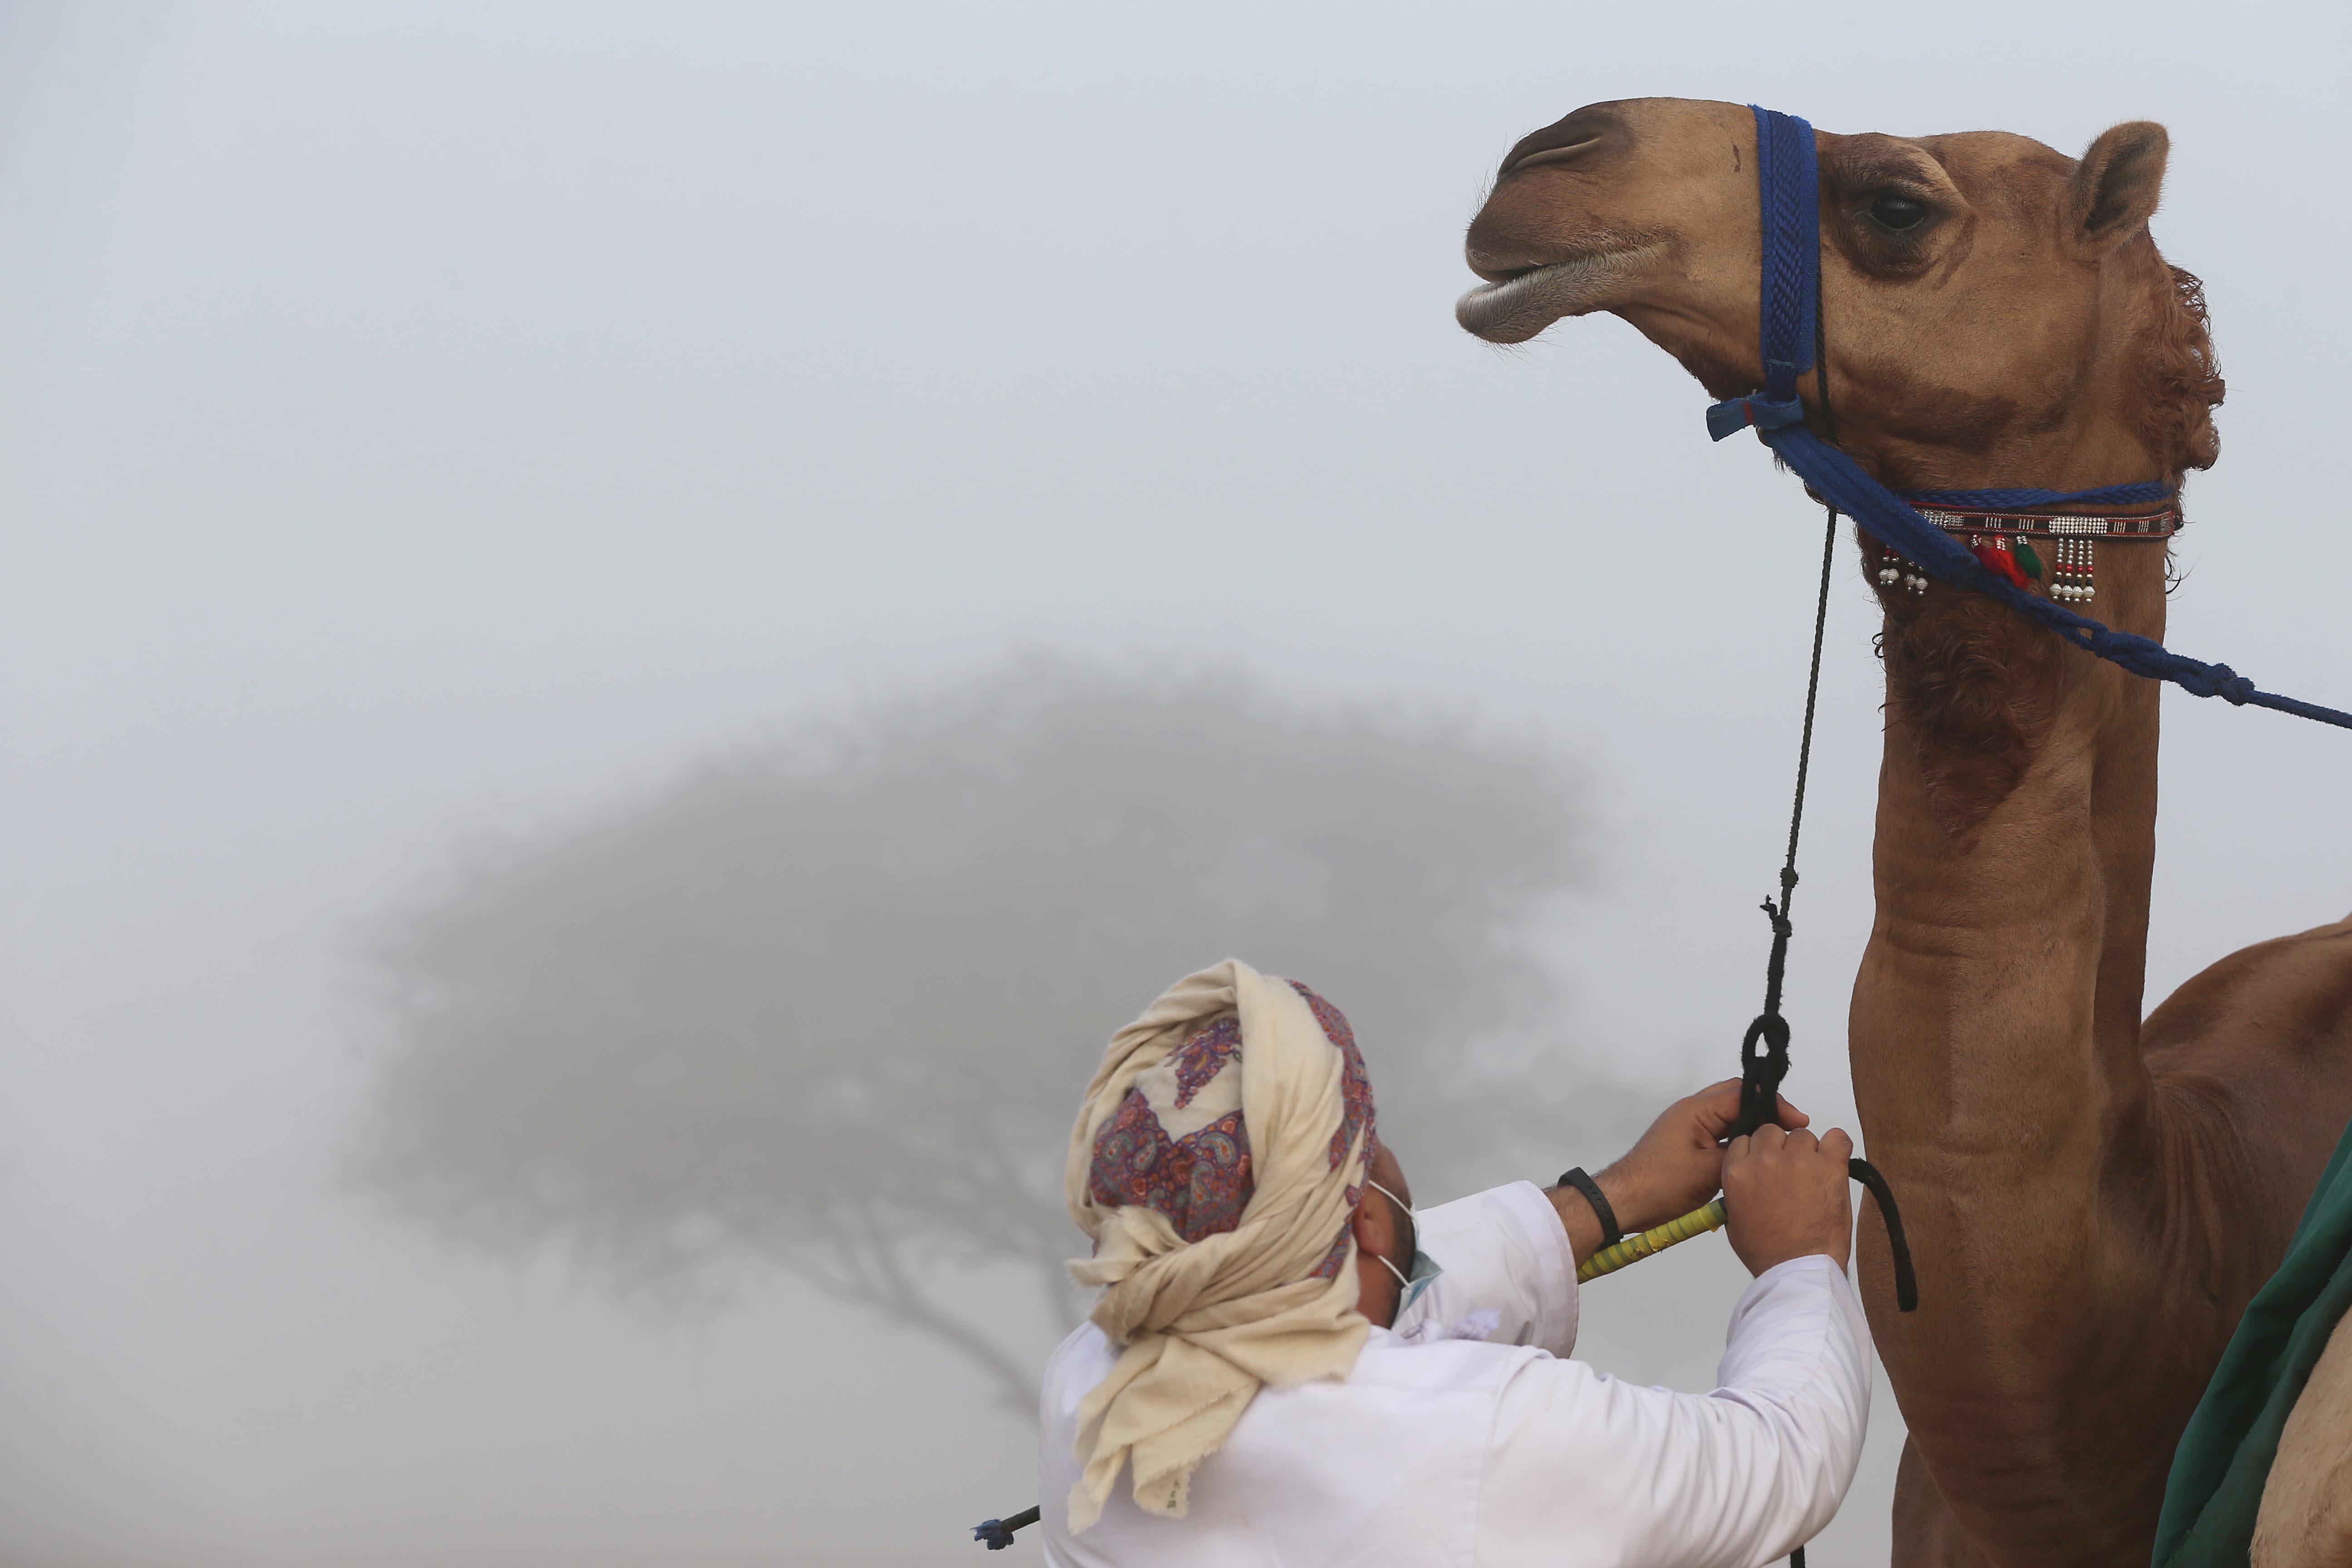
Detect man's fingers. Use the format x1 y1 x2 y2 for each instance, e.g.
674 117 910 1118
1822 1128 1855 1161
1784 1129 1820 1156
1689 1082 1812 1142
1750 1123 1788 1152
1690 1081 1744 1138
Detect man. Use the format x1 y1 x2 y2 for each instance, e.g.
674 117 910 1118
1039 960 1869 1568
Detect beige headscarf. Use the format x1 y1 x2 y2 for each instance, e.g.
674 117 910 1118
1062 960 1373 1530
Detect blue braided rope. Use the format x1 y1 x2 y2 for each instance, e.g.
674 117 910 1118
1897 481 2176 510
1754 106 1817 404
1707 105 2352 734
1762 425 2352 728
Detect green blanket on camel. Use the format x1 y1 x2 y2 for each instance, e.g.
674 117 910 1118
2155 1110 2352 1566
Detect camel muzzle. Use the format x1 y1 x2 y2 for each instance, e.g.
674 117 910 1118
1453 245 1665 344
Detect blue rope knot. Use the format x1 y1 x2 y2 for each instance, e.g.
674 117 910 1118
1706 394 1806 442
2179 662 2256 705
972 1504 1043 1551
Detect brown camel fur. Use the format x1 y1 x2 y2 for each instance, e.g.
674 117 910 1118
1456 99 2352 1567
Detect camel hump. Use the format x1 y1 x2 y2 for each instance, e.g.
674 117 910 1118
2251 1309 2352 1567
2142 917 2352 1185
2146 915 2352 1069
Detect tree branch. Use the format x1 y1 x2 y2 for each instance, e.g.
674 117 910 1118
796 1201 1040 1414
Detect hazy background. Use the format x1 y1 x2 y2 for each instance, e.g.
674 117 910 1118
2 3 2347 1565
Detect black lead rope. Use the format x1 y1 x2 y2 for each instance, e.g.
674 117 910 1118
1746 500 1915 1568
1729 478 1919 1323
1730 498 1835 1146
1749 242 1918 1568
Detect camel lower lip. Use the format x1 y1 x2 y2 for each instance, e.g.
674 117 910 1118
1455 246 1663 343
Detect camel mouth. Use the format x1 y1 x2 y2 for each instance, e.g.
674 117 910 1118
1455 245 1665 343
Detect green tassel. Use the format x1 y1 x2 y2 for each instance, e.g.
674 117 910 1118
2014 540 2045 582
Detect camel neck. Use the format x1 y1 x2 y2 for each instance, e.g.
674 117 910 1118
1852 523 2166 1164
1845 518 2173 1556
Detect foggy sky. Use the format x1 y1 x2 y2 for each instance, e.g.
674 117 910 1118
352 661 1623 1416
2 3 2347 1565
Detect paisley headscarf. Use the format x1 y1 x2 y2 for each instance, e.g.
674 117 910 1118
1063 960 1376 1529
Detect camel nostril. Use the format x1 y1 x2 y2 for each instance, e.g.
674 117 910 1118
1499 106 1629 178
1506 133 1604 175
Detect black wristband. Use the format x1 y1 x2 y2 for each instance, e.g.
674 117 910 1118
1556 1167 1622 1248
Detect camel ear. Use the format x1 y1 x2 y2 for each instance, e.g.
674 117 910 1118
2070 122 2168 253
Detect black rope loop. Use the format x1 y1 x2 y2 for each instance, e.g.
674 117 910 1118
1735 1011 1792 1139
1847 1158 1919 1312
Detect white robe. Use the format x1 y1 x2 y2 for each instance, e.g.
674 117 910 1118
1037 1181 1872 1568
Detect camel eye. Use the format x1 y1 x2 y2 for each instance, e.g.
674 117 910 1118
1870 192 1929 231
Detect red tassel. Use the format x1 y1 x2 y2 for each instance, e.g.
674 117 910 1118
1971 542 2029 590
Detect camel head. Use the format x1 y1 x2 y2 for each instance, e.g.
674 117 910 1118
1458 99 2222 490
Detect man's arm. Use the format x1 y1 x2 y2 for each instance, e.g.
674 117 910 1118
1475 1255 1871 1567
1397 1082 1833 1355
1546 1079 1809 1265
1480 1112 1867 1566
1401 1181 1583 1352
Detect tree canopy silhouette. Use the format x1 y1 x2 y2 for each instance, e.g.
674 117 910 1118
353 661 1618 1407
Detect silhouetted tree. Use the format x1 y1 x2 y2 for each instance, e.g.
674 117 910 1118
353 661 1624 1409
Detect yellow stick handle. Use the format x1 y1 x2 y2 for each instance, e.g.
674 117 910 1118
1575 1196 1729 1284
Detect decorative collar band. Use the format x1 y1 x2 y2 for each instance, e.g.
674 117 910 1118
1914 504 2183 539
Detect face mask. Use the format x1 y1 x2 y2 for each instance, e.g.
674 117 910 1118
1365 1178 1444 1318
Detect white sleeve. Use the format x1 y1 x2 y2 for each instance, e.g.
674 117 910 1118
1394 1181 1579 1355
1475 1255 1872 1568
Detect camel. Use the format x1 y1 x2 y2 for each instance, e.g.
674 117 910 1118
1454 99 2352 1566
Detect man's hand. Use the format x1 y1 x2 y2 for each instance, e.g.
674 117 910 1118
1722 1123 1853 1276
1550 1080 1806 1264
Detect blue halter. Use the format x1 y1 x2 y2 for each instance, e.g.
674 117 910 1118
1706 106 2352 731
